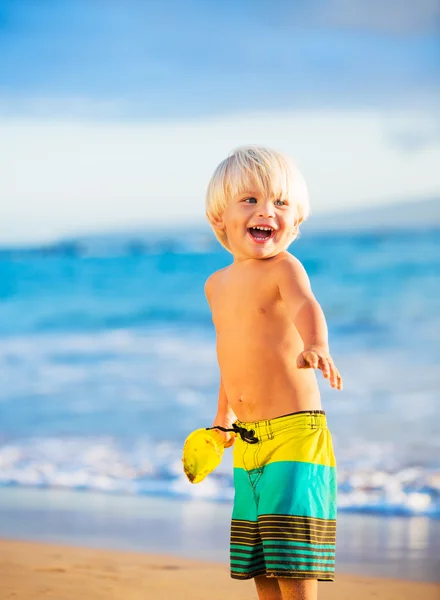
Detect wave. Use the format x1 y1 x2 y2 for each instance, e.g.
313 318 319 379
0 229 219 258
0 436 438 517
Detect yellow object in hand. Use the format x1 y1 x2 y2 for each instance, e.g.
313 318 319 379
182 428 229 484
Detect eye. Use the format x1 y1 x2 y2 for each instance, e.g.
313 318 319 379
274 199 286 206
244 197 257 204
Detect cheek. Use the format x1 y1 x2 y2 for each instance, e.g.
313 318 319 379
223 206 252 232
228 216 245 231
280 214 298 232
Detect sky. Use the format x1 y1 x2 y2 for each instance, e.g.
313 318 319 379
0 0 439 245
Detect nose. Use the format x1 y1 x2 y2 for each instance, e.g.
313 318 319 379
257 199 275 219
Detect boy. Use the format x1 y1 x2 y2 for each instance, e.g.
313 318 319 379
204 146 342 600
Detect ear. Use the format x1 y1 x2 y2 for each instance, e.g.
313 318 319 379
293 215 303 231
290 216 301 239
207 213 226 231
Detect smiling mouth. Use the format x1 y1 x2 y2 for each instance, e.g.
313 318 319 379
248 226 275 242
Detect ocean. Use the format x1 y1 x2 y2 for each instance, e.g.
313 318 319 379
0 226 439 518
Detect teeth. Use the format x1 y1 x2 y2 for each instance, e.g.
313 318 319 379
254 226 273 231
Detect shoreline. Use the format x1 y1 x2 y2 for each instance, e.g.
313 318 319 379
1 538 439 600
1 487 439 583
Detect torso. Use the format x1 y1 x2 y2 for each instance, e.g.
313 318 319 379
208 253 322 422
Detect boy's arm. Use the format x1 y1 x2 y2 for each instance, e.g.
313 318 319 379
212 377 236 446
204 275 237 445
278 256 342 390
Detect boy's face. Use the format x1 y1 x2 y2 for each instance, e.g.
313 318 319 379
213 186 299 261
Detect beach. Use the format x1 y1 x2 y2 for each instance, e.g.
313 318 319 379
2 539 440 600
1 488 439 599
2 0 440 595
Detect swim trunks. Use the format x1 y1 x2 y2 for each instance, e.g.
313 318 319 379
230 410 337 581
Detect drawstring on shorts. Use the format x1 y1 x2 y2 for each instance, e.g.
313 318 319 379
207 424 259 444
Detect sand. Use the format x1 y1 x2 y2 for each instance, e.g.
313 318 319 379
0 539 439 600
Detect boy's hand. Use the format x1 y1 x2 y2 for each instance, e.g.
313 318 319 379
214 427 235 448
297 346 343 390
212 418 236 447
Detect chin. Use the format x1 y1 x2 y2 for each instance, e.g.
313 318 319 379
251 247 278 259
255 240 288 254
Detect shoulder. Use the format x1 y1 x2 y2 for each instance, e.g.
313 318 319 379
272 252 308 279
270 252 311 292
204 267 228 304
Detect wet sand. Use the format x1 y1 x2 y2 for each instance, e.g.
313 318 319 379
1 539 439 600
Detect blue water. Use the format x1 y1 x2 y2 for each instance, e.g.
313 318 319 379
0 227 439 517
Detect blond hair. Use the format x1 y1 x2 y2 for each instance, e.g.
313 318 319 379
206 146 310 251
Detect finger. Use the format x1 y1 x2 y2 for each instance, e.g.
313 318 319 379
224 436 235 448
298 352 316 369
324 356 338 388
337 372 343 390
331 361 343 389
305 351 319 369
328 362 338 387
318 356 331 379
297 354 306 369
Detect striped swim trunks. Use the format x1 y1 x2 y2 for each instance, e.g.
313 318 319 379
230 410 337 581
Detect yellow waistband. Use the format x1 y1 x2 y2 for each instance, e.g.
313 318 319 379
235 410 327 439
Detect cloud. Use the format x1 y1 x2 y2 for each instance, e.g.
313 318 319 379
265 0 440 34
0 108 439 245
386 119 440 152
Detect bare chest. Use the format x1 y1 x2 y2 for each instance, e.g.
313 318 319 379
210 275 281 332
